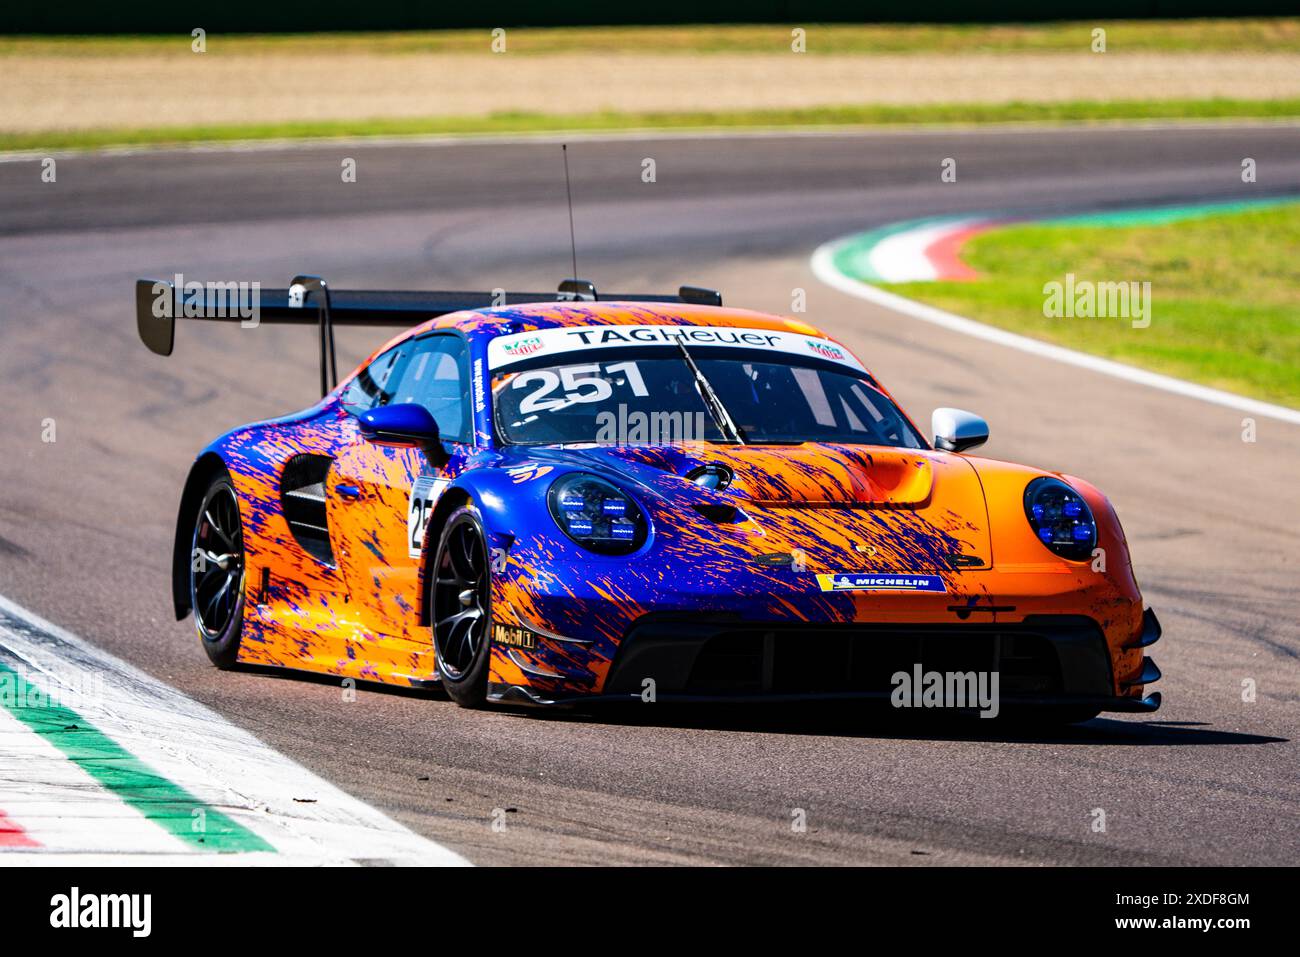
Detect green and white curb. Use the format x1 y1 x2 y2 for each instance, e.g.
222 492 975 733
811 197 1300 426
0 594 469 865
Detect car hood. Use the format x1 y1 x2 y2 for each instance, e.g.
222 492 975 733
507 442 994 571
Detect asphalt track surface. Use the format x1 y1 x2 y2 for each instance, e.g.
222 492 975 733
1 125 1298 865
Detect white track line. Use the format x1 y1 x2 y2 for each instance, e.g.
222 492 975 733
811 239 1300 426
0 594 470 866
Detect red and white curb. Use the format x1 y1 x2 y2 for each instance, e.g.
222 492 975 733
0 594 470 866
844 216 1003 283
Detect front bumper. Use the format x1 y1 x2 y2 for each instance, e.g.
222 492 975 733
488 610 1164 713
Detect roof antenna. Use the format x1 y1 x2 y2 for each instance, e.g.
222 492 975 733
562 144 579 281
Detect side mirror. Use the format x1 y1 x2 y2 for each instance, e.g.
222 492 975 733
931 407 989 453
359 403 442 449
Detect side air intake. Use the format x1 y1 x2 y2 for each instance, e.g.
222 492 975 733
280 454 334 564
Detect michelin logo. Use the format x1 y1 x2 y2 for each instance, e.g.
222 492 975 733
816 573 946 593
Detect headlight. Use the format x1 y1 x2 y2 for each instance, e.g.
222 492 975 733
548 473 648 555
1023 477 1096 561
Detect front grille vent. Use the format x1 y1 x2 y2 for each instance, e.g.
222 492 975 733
687 629 1061 697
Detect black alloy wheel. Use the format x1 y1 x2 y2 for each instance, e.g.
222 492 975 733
431 506 492 706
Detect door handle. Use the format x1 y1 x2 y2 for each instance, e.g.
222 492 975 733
336 483 361 501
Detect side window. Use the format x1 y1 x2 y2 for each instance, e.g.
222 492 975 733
343 336 470 441
382 336 472 442
341 345 402 414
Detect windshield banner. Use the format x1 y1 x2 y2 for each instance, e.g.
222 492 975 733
487 325 867 373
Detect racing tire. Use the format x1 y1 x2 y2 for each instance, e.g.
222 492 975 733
190 472 246 669
430 505 492 708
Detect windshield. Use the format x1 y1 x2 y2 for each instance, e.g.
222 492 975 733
492 348 925 448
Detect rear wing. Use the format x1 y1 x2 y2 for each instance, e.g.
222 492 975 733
135 275 722 397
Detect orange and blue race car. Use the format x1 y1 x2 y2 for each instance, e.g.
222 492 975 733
135 274 1162 721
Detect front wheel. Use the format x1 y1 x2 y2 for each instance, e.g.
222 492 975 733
190 472 246 669
430 506 492 707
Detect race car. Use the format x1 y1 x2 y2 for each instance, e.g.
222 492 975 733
135 274 1162 721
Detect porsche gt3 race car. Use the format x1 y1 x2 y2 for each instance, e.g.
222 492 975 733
135 275 1163 721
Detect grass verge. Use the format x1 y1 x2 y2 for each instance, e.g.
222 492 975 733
883 203 1300 408
6 97 1300 154
2 19 1298 55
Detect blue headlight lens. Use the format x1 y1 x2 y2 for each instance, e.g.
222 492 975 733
548 474 648 555
1023 477 1097 561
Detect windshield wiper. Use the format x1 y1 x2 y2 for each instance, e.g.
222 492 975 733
671 334 746 444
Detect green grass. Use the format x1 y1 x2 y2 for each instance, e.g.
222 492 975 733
885 204 1300 407
3 19 1299 55
7 97 1300 154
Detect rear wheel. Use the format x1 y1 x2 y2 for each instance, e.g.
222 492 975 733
430 506 492 707
190 473 246 669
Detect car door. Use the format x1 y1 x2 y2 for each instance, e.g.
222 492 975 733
326 334 472 644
